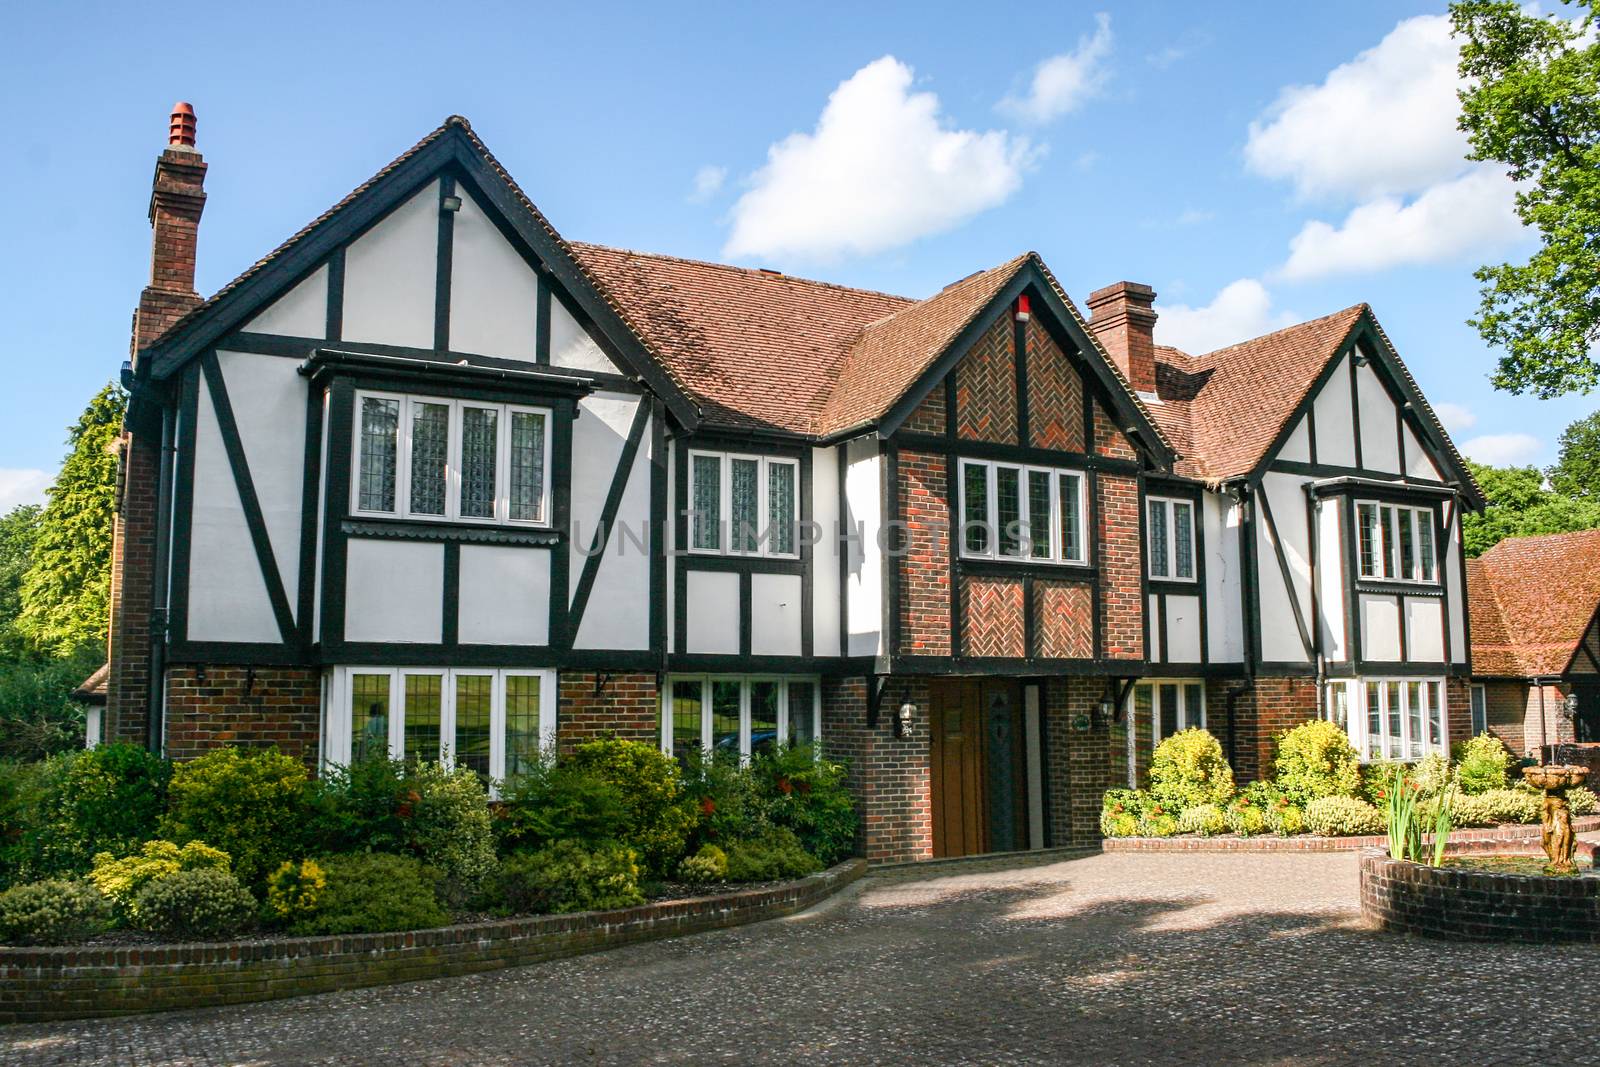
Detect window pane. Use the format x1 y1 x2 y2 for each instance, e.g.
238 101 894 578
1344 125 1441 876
1174 502 1194 579
1471 686 1487 736
1184 684 1205 730
454 674 492 781
1135 684 1153 745
787 681 816 748
731 458 759 552
505 675 543 780
768 461 796 555
750 681 779 756
358 397 399 512
1328 683 1349 731
711 680 741 755
1358 504 1378 578
670 679 703 765
1398 509 1415 580
1406 682 1424 759
403 401 447 516
1384 681 1402 759
1059 474 1081 562
509 411 546 522
692 455 721 550
460 406 499 519
963 463 990 554
1366 683 1383 761
997 467 1023 558
1159 684 1179 740
403 674 443 764
1149 501 1169 577
1027 471 1053 559
1427 682 1443 749
350 673 390 764
1417 511 1435 581
1380 506 1397 579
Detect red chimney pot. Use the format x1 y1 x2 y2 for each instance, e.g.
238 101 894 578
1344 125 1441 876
168 102 197 147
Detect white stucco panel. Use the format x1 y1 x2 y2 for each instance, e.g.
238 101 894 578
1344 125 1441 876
1310 354 1357 468
1356 358 1401 474
1257 474 1312 663
1278 417 1311 463
1147 594 1163 661
573 407 652 651
1203 492 1243 663
686 570 740 654
242 263 327 338
1405 596 1445 662
1165 594 1202 663
844 439 882 657
343 539 443 643
217 351 305 613
1360 594 1403 662
569 392 639 603
550 293 618 373
459 545 550 645
751 573 803 657
811 446 841 657
448 188 538 359
341 180 439 349
1405 423 1443 481
1317 500 1348 661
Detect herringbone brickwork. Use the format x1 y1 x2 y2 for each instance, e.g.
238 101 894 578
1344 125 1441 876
955 317 1017 443
1034 580 1094 659
961 576 1025 657
1025 317 1084 452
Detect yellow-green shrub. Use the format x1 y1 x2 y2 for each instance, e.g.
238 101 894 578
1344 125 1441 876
131 868 256 940
1454 733 1513 795
1149 729 1234 810
677 844 729 884
1569 786 1598 816
161 747 309 886
1225 804 1266 836
1449 788 1539 826
567 739 695 877
1304 796 1385 836
1273 720 1361 803
88 840 231 922
0 879 109 945
1177 804 1226 836
1267 805 1305 836
265 859 326 922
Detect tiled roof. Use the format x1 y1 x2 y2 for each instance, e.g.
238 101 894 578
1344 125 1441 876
72 663 108 705
1467 528 1600 678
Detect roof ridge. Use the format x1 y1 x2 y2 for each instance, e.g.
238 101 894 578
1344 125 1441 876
1195 303 1368 361
568 241 917 305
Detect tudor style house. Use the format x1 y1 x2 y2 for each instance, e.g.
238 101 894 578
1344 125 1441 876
100 106 1481 863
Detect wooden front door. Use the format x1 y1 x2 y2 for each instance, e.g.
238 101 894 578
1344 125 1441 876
930 678 1027 858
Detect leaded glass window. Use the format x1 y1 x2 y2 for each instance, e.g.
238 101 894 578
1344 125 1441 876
688 452 801 558
1174 501 1194 579
1147 497 1196 581
509 410 546 522
997 466 1023 558
1028 470 1052 559
692 454 721 550
768 461 796 555
963 461 989 554
403 673 443 764
730 458 759 552
670 678 704 764
787 681 816 747
1148 500 1169 578
750 681 779 756
408 402 449 516
711 681 741 753
358 397 399 513
454 674 493 781
1356 501 1439 584
505 674 543 780
460 406 498 519
1059 473 1082 562
349 673 390 764
959 460 1084 564
661 676 823 762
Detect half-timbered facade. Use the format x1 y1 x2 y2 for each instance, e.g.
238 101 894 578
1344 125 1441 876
102 107 1484 863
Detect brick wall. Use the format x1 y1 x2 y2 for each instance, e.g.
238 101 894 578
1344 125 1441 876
164 666 321 767
556 671 659 753
1042 676 1118 846
954 317 1016 443
822 676 932 863
904 384 945 435
1025 317 1084 452
1033 580 1093 659
1479 680 1573 757
898 451 950 656
107 437 159 745
1098 473 1143 659
960 576 1025 657
1444 676 1472 754
1361 850 1600 942
1231 676 1319 783
1092 398 1137 460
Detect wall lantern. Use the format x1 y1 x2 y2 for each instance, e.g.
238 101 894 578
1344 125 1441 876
1094 698 1115 730
441 194 463 212
895 699 916 739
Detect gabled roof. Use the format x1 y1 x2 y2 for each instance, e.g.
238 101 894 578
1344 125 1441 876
1467 528 1600 678
72 663 108 706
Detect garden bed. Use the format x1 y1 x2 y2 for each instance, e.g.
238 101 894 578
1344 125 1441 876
0 857 866 1024
1101 816 1600 852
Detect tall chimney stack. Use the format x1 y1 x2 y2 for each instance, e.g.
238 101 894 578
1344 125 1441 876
1086 281 1157 395
133 102 207 360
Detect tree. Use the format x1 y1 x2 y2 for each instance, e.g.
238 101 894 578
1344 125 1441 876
1452 2 1600 397
1549 410 1600 498
0 505 42 656
16 384 125 658
1462 459 1600 555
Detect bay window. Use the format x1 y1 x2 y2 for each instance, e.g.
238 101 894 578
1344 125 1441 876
323 666 556 787
958 459 1086 564
662 675 821 762
1323 677 1446 760
687 451 799 557
1129 680 1206 745
1147 496 1195 581
1356 501 1436 583
353 390 550 526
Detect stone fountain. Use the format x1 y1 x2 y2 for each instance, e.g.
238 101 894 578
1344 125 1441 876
1522 764 1590 875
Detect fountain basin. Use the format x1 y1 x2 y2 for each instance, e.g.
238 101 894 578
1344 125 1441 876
1361 847 1600 942
1522 764 1589 791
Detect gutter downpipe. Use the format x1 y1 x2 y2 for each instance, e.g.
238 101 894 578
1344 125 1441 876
146 401 176 755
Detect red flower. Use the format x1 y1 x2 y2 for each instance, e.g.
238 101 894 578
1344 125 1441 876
776 777 794 795
796 781 812 795
700 796 717 815
396 802 413 819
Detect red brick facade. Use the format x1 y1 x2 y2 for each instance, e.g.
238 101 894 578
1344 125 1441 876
1098 473 1143 660
822 677 932 863
556 671 660 753
1025 317 1084 452
1033 580 1093 659
165 667 321 767
904 386 945 435
898 451 950 656
1479 680 1573 758
960 576 1025 658
954 317 1017 442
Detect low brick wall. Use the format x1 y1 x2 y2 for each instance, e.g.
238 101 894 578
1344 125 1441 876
0 859 865 1024
1101 816 1600 853
1360 849 1600 942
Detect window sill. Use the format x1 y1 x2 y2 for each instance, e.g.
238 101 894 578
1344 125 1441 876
342 517 562 546
958 558 1095 580
1355 581 1443 597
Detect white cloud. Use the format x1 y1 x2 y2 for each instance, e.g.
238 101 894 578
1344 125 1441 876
1275 166 1523 281
0 468 51 513
688 165 727 203
998 13 1114 123
1245 14 1467 201
1460 432 1543 466
724 56 1033 262
1153 279 1298 354
1431 402 1477 434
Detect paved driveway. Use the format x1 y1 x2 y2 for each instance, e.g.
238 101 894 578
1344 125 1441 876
5 850 1596 1066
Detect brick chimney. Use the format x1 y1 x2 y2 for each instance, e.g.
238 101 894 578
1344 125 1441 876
1086 281 1157 395
133 102 207 359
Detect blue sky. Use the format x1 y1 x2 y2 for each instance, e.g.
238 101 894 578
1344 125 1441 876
2 0 1591 510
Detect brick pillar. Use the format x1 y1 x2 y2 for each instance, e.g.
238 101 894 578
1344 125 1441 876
1086 281 1157 394
556 671 660 753
107 104 207 748
821 677 932 863
1043 676 1123 847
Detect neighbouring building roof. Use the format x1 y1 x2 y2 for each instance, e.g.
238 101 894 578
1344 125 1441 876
72 663 109 706
1467 528 1600 678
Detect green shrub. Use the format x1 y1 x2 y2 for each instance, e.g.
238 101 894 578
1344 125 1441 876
88 840 231 922
1139 812 1179 837
131 868 256 940
290 853 447 935
677 844 729 884
0 879 108 944
1267 805 1305 836
1273 720 1361 804
1100 790 1147 837
723 828 822 882
303 757 416 855
0 757 51 888
750 745 858 865
1149 729 1234 810
264 859 326 923
1408 753 1454 798
1360 760 1406 806
1100 811 1140 837
404 763 497 904
0 658 93 762
1304 796 1386 837
1238 779 1295 812
1177 804 1226 836
162 747 309 886
1455 733 1514 795
678 749 770 847
489 841 644 915
1569 786 1598 816
1449 788 1539 827
1225 804 1267 836
567 739 695 876
492 758 629 854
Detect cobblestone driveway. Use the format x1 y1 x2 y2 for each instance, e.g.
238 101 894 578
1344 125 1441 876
5 850 1597 1066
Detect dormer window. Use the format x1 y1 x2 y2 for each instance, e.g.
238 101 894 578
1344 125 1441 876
1356 501 1435 583
1146 496 1195 581
687 450 799 558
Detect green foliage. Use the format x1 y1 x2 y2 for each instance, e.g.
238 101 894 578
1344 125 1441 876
16 384 124 657
18 744 171 880
1304 796 1387 837
1461 461 1600 556
1267 804 1306 837
1409 754 1455 798
0 879 108 945
1224 803 1267 837
1455 732 1515 794
265 860 326 923
492 758 629 854
0 505 42 657
1177 804 1226 837
1139 811 1179 837
1386 766 1425 862
677 844 729 884
1148 728 1234 810
403 763 497 903
0 658 93 762
566 738 695 877
749 745 858 865
131 868 256 940
88 840 231 922
0 757 55 887
1551 411 1600 499
1449 787 1541 826
290 853 447 935
723 827 822 882
1569 785 1598 815
1272 720 1362 804
1100 812 1140 838
1452 1 1600 398
1430 787 1456 867
488 841 644 915
1099 789 1146 836
161 747 309 887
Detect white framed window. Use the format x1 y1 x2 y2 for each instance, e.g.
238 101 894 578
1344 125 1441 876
1355 501 1436 583
1324 677 1447 761
958 459 1086 564
1147 496 1196 581
1470 683 1487 736
322 666 556 789
661 675 821 762
687 450 799 557
352 390 550 527
1128 679 1206 746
